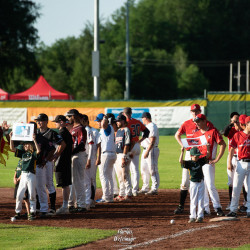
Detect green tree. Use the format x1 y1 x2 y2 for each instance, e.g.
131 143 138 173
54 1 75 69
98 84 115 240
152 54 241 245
100 79 123 100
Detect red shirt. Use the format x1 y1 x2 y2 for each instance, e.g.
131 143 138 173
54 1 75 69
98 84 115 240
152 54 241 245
225 127 239 153
127 118 147 142
193 128 224 160
230 131 250 160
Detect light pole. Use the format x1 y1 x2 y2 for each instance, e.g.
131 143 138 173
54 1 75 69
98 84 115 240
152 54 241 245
125 0 130 100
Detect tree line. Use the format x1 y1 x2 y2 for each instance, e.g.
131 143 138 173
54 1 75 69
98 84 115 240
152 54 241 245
1 0 250 100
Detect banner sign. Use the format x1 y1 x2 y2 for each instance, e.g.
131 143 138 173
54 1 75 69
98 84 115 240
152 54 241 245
12 123 34 141
0 108 27 126
181 135 207 148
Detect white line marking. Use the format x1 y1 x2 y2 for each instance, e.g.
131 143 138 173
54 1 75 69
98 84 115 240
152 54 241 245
119 224 220 250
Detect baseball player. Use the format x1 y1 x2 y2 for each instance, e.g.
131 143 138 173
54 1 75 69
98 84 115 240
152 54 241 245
95 113 117 203
52 115 73 215
227 116 250 218
114 114 132 201
35 114 64 216
194 114 226 216
66 109 87 212
123 107 149 196
140 112 160 195
174 104 214 214
180 146 210 223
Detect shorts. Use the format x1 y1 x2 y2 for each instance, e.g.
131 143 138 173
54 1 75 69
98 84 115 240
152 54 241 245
55 171 71 187
14 183 29 200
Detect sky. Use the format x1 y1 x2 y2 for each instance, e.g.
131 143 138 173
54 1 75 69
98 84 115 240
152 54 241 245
33 0 128 46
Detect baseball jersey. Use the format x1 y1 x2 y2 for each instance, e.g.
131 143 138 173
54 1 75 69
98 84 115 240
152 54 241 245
15 148 37 174
127 118 147 142
115 127 131 154
230 131 250 160
141 122 159 148
70 124 87 155
182 157 208 182
38 128 63 147
225 126 239 153
85 126 94 155
98 124 116 153
193 128 224 160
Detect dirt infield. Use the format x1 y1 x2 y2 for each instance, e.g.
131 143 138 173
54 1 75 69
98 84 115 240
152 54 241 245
0 188 249 249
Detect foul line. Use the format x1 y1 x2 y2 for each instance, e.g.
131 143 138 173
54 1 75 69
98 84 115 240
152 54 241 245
119 224 220 250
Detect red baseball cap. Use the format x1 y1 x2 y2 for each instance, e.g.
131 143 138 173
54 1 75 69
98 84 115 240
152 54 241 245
194 114 206 122
245 116 250 124
239 114 248 124
190 104 201 111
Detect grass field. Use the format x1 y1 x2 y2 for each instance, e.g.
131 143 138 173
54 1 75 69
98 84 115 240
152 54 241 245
0 135 228 189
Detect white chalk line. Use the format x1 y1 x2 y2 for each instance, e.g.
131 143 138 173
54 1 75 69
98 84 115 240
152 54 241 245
119 224 220 250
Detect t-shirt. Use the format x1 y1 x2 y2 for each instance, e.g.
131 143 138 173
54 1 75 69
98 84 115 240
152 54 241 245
141 122 159 148
115 127 131 154
15 148 37 174
98 124 116 153
70 124 87 155
127 118 147 142
182 157 208 182
230 131 250 160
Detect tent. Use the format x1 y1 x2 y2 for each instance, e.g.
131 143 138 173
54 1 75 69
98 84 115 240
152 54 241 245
0 88 9 100
9 76 71 100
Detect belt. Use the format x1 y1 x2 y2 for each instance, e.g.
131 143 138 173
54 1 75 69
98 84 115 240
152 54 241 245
102 151 115 154
240 159 250 162
233 155 237 157
143 146 158 150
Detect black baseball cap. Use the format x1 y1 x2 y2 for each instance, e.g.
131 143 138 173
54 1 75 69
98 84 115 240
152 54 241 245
142 112 151 119
52 115 68 123
190 147 202 156
65 109 79 117
115 114 126 122
35 113 48 121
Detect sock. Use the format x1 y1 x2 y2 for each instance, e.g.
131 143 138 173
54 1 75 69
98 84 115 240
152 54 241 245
91 185 96 200
62 186 70 208
229 186 232 202
180 190 188 208
36 194 40 210
49 192 56 211
242 186 247 203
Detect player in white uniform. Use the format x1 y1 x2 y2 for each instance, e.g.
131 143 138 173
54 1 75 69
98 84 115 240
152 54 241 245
95 113 117 203
140 112 160 195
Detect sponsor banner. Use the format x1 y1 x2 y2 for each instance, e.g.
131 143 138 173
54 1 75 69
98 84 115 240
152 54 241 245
12 123 34 141
0 108 27 126
149 106 205 128
28 107 104 129
106 107 149 122
181 135 207 148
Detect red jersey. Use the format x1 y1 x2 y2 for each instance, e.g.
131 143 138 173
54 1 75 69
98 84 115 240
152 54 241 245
127 118 147 142
178 118 214 138
230 131 250 160
193 128 224 160
225 127 239 153
70 124 87 155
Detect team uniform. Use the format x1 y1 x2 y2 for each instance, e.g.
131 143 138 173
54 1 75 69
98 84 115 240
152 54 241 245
114 127 132 199
98 124 117 202
127 118 148 195
140 122 160 193
68 124 87 210
182 157 208 221
194 128 224 214
228 131 250 215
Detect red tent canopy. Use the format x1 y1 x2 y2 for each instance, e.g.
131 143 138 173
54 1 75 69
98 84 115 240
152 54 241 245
0 88 9 100
9 76 70 100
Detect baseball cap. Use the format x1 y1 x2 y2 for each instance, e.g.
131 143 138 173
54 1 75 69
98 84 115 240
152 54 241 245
65 109 80 117
94 113 105 122
194 114 206 122
190 147 202 156
52 115 68 123
106 113 116 123
142 112 151 119
245 116 250 124
115 114 126 122
239 114 247 124
190 104 201 111
35 113 48 121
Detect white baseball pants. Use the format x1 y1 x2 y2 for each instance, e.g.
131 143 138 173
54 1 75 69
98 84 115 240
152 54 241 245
203 163 222 212
45 161 56 194
180 151 191 190
189 180 204 219
227 155 237 187
112 167 119 195
99 152 117 202
115 153 132 197
141 147 160 192
230 160 250 213
16 172 36 213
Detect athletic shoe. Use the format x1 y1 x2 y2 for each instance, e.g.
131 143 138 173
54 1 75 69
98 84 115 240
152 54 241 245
188 218 196 223
195 217 203 223
216 207 225 216
113 193 119 198
47 209 56 216
138 189 148 194
114 195 125 202
238 205 247 213
174 205 184 214
56 206 69 215
96 198 107 203
132 191 138 197
68 206 77 213
204 210 211 216
226 211 237 217
28 212 36 221
77 207 87 212
145 190 158 195
247 212 250 218
226 202 231 211
13 213 21 219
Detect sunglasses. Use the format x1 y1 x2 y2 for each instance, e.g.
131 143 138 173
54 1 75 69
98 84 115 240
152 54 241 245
67 115 72 118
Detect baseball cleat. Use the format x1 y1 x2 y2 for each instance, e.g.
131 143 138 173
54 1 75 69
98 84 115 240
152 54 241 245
226 211 237 217
145 190 158 195
174 205 184 214
68 206 77 213
195 217 203 223
13 213 21 220
28 212 36 221
77 207 87 212
238 205 247 213
56 206 69 215
95 198 107 203
114 195 125 202
204 210 211 216
113 193 119 198
188 218 196 223
138 189 148 194
216 207 225 216
132 191 138 197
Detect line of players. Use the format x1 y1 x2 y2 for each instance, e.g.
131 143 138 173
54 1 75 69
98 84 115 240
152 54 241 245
11 107 160 219
174 104 250 219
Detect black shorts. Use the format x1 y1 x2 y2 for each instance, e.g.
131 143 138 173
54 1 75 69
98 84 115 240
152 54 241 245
14 183 29 200
55 169 71 187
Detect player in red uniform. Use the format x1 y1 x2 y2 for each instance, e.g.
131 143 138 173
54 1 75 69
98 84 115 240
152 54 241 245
174 104 214 214
193 114 226 216
227 116 250 218
123 107 149 196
